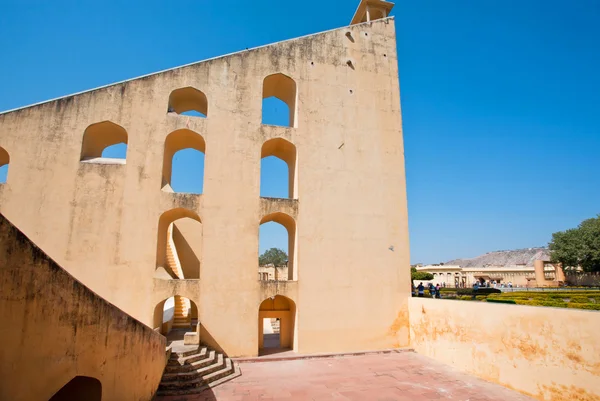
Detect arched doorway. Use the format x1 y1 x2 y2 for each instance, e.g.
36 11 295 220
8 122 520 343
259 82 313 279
49 376 101 401
258 295 296 356
153 296 199 337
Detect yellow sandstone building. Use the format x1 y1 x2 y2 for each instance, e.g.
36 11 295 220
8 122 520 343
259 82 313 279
0 0 408 391
0 2 598 400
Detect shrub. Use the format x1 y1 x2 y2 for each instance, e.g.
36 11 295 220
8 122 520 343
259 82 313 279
487 299 516 304
514 300 568 308
475 288 502 295
460 295 473 300
567 303 600 311
567 297 593 304
412 271 434 281
458 288 501 296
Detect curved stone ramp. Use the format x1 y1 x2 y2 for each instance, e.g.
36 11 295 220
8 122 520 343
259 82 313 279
156 346 241 396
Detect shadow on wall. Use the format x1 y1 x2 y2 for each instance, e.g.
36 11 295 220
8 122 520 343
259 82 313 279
199 324 229 355
172 223 200 279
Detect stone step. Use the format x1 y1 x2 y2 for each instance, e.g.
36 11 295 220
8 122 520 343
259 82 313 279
167 347 206 363
159 355 225 390
202 357 235 383
156 360 241 396
161 354 223 384
165 350 215 373
165 348 215 373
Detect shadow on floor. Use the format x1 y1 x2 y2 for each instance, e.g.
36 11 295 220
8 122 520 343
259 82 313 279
259 333 293 356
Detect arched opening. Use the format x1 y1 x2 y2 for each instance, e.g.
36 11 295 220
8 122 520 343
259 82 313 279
262 73 297 128
261 138 297 199
259 212 296 281
80 121 128 162
168 87 208 118
0 146 9 184
155 208 202 280
49 376 102 401
162 129 206 194
153 296 199 338
258 295 296 356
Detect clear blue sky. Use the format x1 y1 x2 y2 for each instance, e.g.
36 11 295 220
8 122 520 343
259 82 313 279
0 0 598 264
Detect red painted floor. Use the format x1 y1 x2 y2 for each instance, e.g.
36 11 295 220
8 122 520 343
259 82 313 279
156 351 535 401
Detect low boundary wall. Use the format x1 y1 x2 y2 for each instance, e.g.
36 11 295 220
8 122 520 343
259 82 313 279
409 297 600 401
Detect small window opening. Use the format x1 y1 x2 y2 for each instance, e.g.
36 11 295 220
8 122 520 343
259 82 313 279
172 149 205 194
101 143 127 159
168 87 208 118
162 129 206 194
261 156 288 198
260 138 297 199
262 73 297 128
0 147 9 184
80 121 128 163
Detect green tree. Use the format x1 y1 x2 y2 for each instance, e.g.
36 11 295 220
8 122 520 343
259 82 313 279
411 271 433 281
549 215 600 272
259 248 288 266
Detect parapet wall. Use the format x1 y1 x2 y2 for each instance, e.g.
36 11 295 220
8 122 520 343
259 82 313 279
408 298 600 401
0 213 166 401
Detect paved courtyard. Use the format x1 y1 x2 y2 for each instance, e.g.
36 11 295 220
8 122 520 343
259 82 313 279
156 351 535 401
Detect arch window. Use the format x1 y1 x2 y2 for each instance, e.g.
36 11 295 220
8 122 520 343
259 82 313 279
262 73 297 128
49 376 101 401
258 295 296 355
0 147 9 184
261 138 297 199
162 129 206 194
259 212 296 281
80 121 128 162
153 296 199 335
168 87 208 118
155 208 202 280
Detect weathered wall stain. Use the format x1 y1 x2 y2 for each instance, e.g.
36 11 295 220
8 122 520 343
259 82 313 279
540 384 600 401
409 298 600 401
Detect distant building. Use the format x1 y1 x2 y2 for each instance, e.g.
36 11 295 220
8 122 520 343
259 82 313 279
417 264 561 288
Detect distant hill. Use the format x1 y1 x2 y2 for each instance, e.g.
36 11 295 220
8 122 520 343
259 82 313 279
445 247 550 268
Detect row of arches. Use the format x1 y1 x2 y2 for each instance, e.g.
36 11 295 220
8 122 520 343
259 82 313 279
153 294 296 355
80 122 297 198
155 208 297 281
167 73 298 128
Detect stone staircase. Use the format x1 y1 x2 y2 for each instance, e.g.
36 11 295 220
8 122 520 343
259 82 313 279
166 223 184 279
172 295 191 329
156 346 241 396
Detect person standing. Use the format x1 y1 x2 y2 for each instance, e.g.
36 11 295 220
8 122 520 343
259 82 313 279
417 282 424 297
